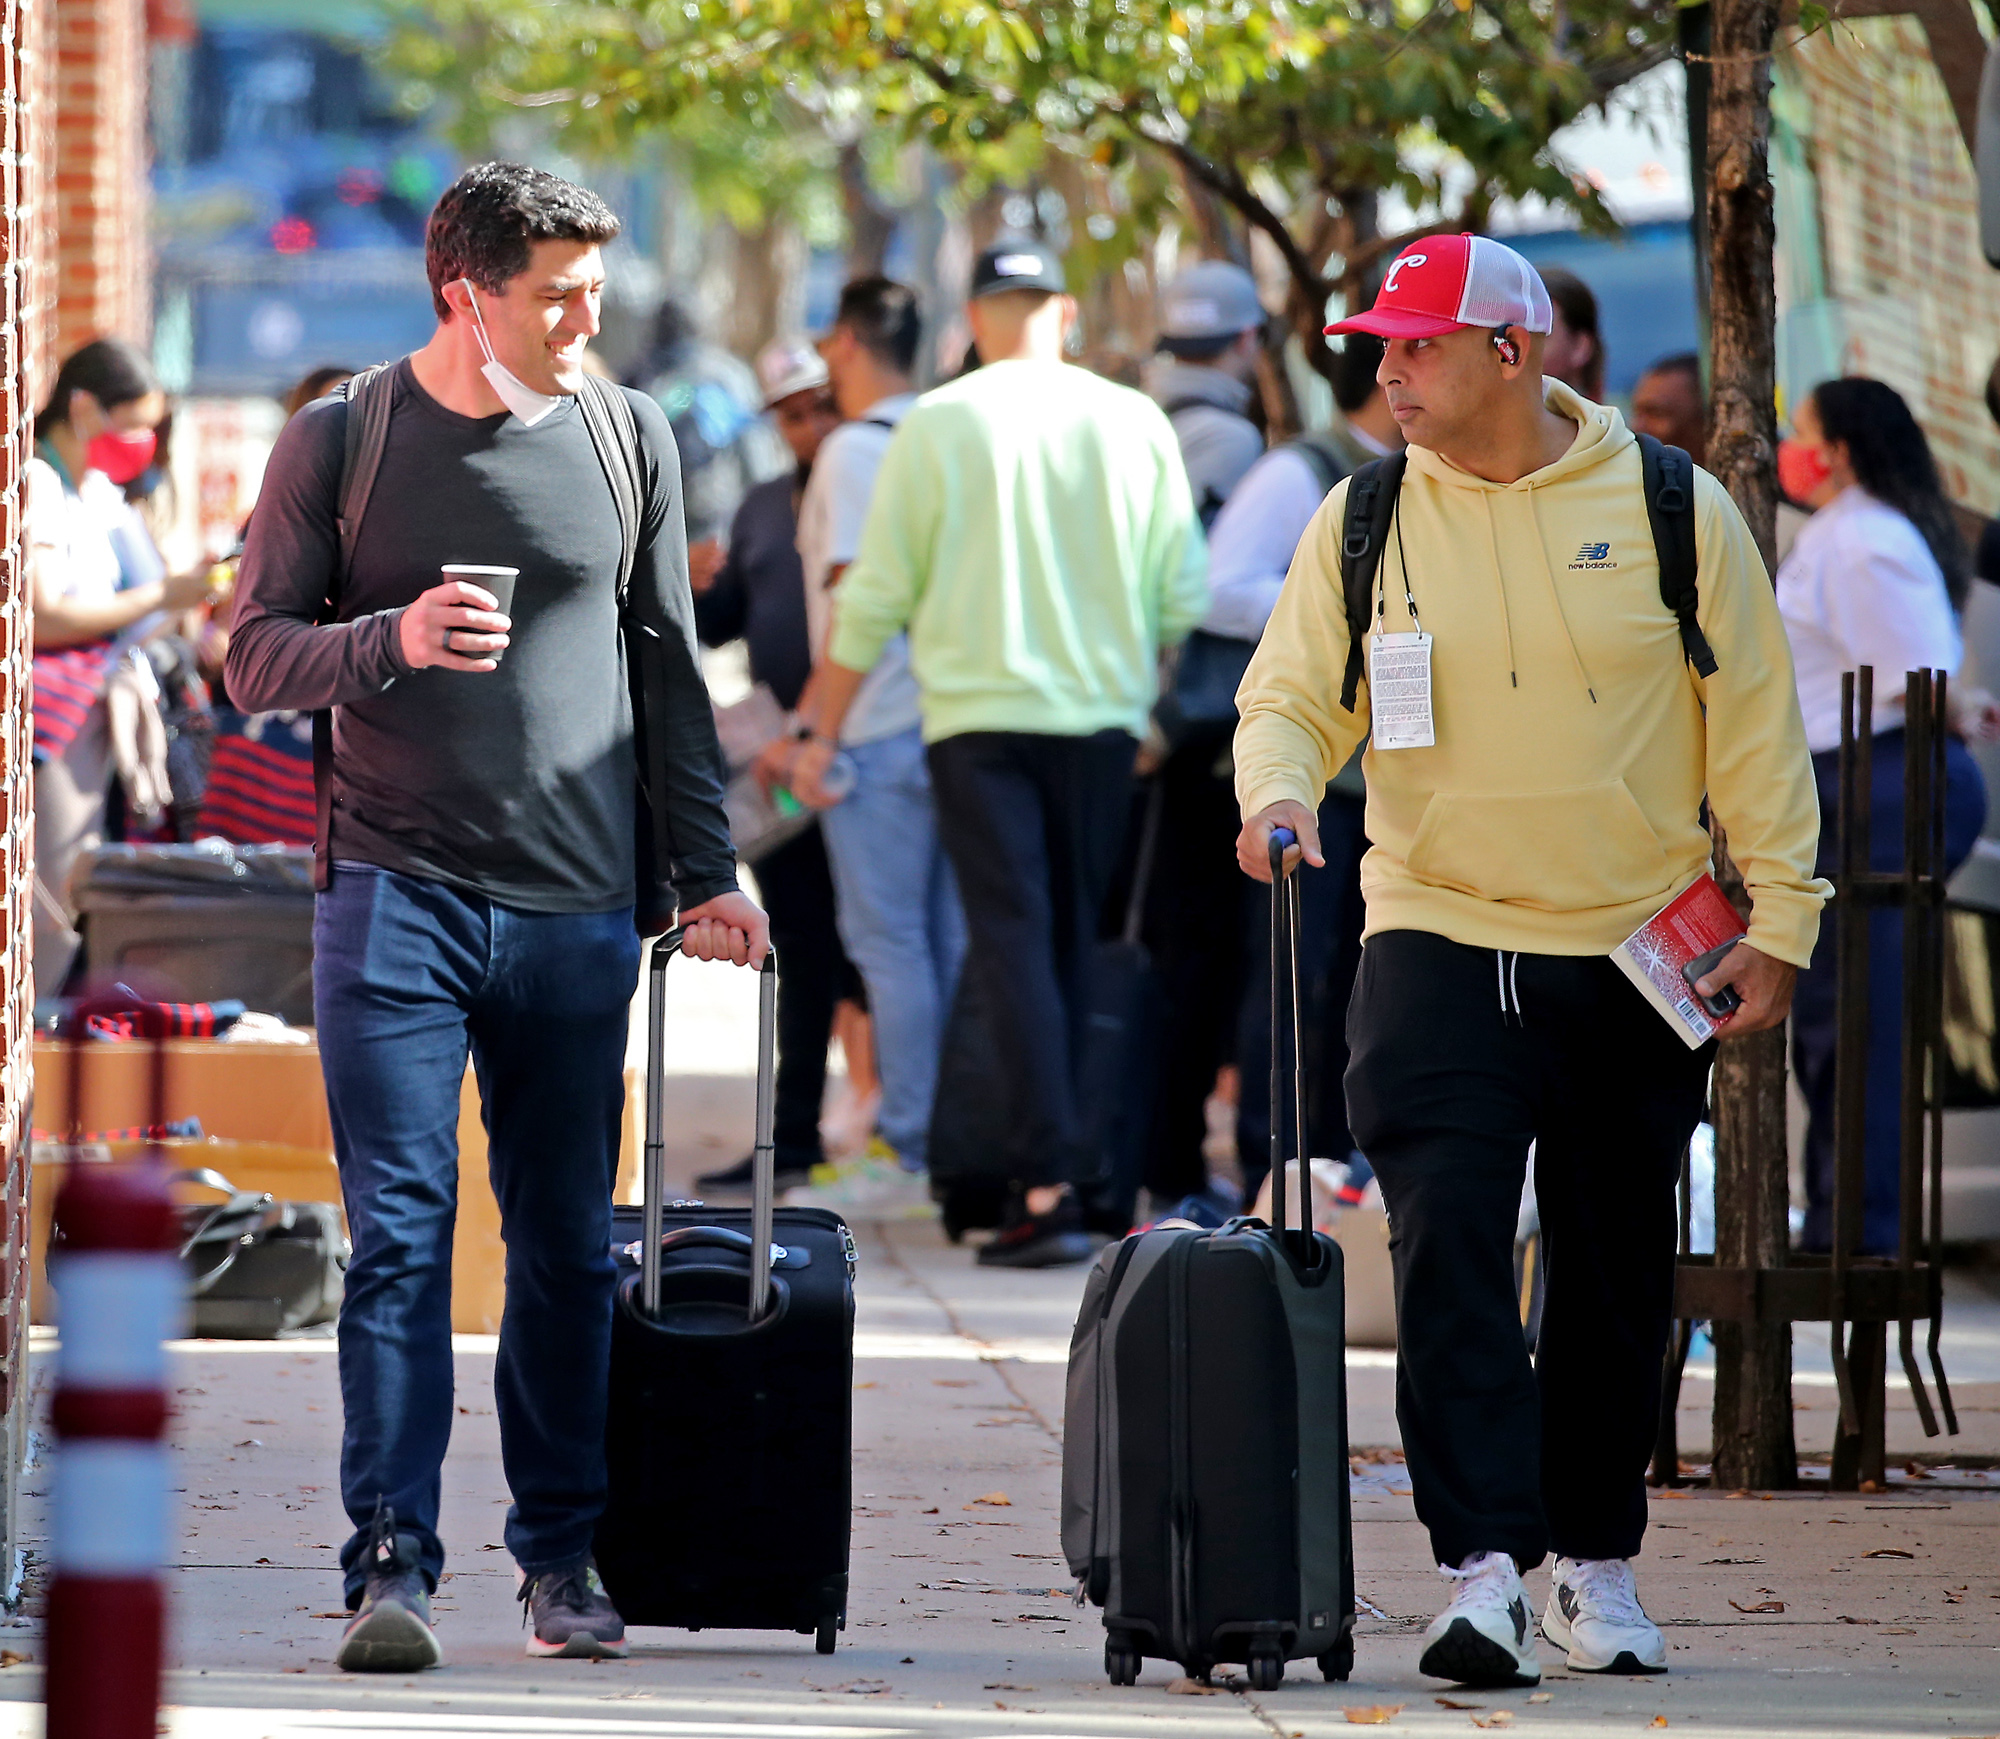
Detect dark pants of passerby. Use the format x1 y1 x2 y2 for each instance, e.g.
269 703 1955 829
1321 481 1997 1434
928 728 1137 1189
1236 788 1368 1208
1117 731 1246 1201
315 862 640 1603
1345 929 1710 1570
1793 731 1985 1255
755 820 862 1172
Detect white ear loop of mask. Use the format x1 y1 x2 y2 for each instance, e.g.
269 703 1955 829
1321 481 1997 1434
460 279 565 427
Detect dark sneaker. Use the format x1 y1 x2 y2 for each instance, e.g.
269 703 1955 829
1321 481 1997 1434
977 1189 1094 1268
519 1559 628 1659
695 1150 812 1192
338 1504 442 1673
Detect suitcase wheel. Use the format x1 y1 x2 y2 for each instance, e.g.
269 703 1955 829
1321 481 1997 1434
1246 1654 1283 1692
1104 1641 1141 1686
1318 1636 1355 1682
815 1617 838 1655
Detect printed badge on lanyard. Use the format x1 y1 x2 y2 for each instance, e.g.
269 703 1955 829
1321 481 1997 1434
1367 495 1434 750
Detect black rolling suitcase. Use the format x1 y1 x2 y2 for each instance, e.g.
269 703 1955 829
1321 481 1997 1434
594 934 857 1652
1061 826 1355 1690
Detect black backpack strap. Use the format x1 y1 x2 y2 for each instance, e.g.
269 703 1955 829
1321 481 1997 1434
310 361 397 891
575 375 643 607
1637 431 1715 680
333 362 397 606
1336 452 1407 712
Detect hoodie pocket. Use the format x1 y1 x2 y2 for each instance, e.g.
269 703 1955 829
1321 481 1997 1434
1404 780 1671 912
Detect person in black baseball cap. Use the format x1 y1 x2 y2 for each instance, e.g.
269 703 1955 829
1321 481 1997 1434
969 238 1067 299
791 231 1208 1267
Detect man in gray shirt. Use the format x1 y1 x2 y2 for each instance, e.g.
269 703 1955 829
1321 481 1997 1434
1150 259 1268 524
228 162 765 1673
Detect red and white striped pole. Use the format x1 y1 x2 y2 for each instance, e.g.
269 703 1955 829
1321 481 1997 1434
44 1154 178 1736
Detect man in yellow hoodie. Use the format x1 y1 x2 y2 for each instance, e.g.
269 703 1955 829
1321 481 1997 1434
1234 236 1828 1690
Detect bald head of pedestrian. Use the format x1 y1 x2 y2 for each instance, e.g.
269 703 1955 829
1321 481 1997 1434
966 239 1076 364
1326 235 1564 478
1629 353 1706 467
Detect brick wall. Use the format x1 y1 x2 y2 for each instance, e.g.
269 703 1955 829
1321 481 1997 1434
52 0 145 353
1776 20 2000 510
0 0 53 1597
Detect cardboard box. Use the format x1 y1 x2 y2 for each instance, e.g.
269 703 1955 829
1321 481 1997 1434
32 1040 641 1334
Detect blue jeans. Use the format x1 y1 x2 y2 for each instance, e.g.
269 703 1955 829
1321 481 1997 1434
314 863 640 1601
819 727 966 1168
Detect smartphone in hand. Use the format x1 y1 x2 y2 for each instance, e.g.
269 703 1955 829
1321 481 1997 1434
1682 939 1743 1019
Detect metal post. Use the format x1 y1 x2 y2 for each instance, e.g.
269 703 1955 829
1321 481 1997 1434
1896 674 1941 1436
1829 668 1869 1450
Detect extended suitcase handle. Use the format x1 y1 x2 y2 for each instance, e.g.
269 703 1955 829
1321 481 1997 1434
1267 828 1305 1244
640 928 780 1325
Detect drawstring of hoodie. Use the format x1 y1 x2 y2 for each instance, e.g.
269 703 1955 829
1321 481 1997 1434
1524 481 1599 705
1495 950 1523 1026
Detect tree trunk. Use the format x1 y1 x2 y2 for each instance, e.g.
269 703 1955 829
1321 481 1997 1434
839 142 896 280
1704 0 1795 1492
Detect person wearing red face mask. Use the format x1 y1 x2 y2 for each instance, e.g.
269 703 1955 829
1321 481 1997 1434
27 338 215 988
1776 376 2000 1257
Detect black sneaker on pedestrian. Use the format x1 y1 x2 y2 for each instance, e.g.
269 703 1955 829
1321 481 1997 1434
695 1150 813 1192
977 1189 1095 1269
338 1503 442 1673
519 1558 628 1658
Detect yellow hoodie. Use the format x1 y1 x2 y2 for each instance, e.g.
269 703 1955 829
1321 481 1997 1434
1234 382 1830 968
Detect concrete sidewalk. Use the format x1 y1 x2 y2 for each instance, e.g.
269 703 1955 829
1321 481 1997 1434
0 1197 1996 1738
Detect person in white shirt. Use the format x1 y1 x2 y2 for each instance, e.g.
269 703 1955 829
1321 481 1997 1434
789 277 966 1217
1207 333 1403 1215
1777 375 1996 1255
29 338 212 990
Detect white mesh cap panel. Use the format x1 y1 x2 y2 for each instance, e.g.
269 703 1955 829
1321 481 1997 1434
1456 236 1554 334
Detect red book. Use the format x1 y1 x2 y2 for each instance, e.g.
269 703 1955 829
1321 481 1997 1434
1610 873 1748 1048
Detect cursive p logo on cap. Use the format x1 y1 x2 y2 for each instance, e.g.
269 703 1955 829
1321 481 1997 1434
1383 253 1428 295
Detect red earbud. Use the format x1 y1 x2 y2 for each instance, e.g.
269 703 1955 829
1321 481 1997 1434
1492 330 1520 367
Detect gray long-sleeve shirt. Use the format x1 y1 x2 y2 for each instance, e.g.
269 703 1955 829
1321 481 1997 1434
226 360 738 917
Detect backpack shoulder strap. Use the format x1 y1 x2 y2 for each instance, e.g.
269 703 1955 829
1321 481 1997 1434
310 360 397 893
1337 451 1407 712
1636 431 1715 680
575 376 644 609
1284 431 1349 499
332 362 398 618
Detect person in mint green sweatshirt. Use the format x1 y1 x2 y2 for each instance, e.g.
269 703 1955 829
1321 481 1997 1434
792 238 1208 1267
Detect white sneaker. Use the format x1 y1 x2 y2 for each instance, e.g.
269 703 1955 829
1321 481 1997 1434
782 1143 935 1221
1542 1557 1667 1673
1417 1551 1542 1687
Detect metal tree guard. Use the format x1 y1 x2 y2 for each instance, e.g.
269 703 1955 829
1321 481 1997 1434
1654 666 1958 1490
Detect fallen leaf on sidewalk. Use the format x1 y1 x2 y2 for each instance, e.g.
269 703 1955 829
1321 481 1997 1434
1167 1677 1220 1695
1527 1693 1553 1704
1654 1489 1692 1500
1435 1698 1483 1710
966 1491 1012 1507
1343 1706 1404 1725
0 1652 28 1668
1702 1558 1762 1565
983 1683 1035 1691
920 1508 939 1515
1650 1720 1669 1730
1862 1549 1914 1559
1470 1715 1514 1730
311 1612 350 1620
1836 1615 1877 1625
1729 1599 1784 1613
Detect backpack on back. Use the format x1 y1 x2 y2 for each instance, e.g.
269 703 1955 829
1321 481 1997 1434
1333 432 1714 713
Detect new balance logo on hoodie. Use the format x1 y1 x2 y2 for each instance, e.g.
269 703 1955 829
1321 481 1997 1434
1570 542 1615 570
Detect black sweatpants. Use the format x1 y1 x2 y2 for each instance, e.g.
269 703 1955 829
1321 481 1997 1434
928 728 1137 1189
1115 730 1247 1201
1344 929 1710 1570
753 821 860 1170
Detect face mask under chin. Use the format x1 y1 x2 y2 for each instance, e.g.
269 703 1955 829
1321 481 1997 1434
461 280 568 427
